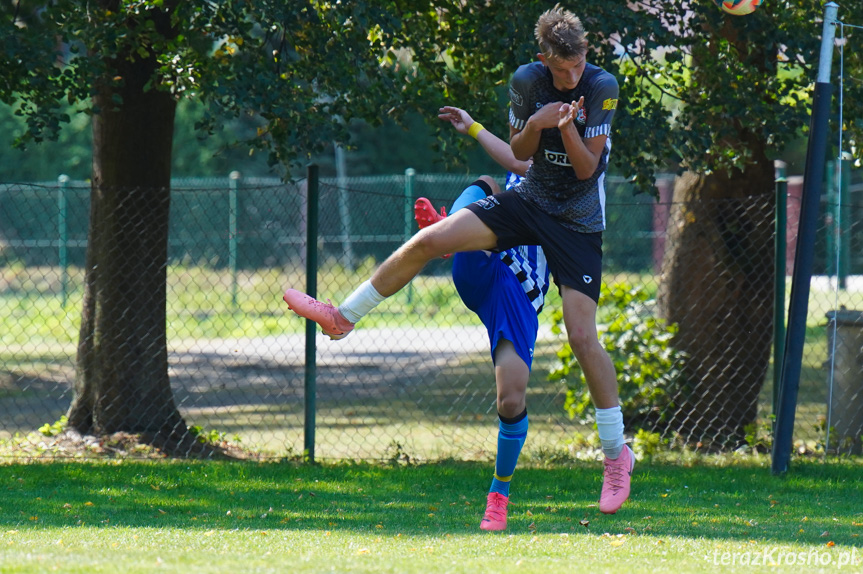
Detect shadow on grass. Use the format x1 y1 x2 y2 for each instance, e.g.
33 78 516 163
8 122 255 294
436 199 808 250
0 343 566 444
1 459 861 547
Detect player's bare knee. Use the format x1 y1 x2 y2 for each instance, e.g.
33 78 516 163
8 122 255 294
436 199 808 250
407 229 446 260
568 330 599 359
478 175 501 195
497 393 525 419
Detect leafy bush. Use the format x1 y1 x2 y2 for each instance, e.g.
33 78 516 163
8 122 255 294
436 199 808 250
188 425 241 445
548 282 688 429
631 428 664 459
38 416 68 437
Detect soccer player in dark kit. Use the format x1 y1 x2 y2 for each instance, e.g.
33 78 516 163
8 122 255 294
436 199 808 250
284 4 634 517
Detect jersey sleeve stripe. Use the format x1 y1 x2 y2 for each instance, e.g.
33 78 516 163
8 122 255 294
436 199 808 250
585 124 612 139
509 108 526 130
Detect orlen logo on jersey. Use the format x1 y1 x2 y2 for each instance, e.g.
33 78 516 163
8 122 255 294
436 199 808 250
544 150 572 166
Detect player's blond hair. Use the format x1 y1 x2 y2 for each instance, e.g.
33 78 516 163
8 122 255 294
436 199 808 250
535 4 588 61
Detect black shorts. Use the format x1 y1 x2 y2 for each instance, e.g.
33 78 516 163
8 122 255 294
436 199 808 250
464 189 603 302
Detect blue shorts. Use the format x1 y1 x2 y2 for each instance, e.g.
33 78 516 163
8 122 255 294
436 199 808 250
452 250 539 370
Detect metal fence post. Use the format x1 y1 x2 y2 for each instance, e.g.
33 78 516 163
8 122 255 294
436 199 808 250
335 143 355 271
772 1 839 475
826 160 836 279
404 168 415 241
57 174 69 308
404 168 415 304
304 164 319 463
773 167 787 426
825 159 850 289
839 158 851 290
228 171 240 309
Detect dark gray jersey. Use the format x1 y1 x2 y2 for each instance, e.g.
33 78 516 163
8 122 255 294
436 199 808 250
508 61 618 233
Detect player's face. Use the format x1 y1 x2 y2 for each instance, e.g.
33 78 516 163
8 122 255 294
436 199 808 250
539 54 586 91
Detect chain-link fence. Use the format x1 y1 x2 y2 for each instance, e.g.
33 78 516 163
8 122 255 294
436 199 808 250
0 166 861 460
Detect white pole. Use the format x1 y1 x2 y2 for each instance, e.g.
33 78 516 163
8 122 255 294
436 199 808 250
335 144 354 270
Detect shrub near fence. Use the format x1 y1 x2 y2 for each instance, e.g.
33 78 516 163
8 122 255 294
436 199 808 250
0 169 861 460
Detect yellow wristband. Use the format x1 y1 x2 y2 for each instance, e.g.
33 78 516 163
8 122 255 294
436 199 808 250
467 122 485 140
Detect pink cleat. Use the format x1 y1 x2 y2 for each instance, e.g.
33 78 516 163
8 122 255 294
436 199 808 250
599 444 634 514
413 197 451 259
282 289 355 340
479 492 509 531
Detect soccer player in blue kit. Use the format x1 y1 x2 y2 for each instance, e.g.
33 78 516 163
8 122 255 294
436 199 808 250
284 5 634 519
415 104 549 530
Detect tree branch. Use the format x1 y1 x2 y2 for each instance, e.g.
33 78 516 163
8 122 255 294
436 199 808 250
621 44 684 103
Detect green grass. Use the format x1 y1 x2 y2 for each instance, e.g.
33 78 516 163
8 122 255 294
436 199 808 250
0 458 861 573
0 264 494 349
1 264 854 348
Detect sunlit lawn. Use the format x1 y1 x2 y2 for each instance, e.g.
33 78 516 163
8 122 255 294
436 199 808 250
0 457 861 573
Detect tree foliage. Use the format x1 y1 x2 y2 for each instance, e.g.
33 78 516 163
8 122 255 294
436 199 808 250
2 0 522 171
4 1 861 185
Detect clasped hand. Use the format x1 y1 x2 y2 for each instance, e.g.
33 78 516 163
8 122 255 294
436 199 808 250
557 97 585 130
529 97 585 131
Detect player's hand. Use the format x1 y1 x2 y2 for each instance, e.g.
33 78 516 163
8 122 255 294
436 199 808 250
527 101 564 130
437 106 475 136
558 97 584 130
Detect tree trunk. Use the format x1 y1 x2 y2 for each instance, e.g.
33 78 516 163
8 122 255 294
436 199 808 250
656 151 776 448
67 10 184 440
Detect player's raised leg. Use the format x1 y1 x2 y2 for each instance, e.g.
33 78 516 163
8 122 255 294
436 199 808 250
414 198 451 259
282 291 357 340
414 175 498 261
284 207 497 339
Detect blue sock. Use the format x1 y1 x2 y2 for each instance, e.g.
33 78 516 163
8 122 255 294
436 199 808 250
450 179 493 214
489 409 528 497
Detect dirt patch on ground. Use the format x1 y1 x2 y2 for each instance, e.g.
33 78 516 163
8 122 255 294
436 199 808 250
8 429 261 461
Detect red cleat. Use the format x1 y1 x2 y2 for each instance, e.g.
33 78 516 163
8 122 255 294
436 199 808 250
413 197 451 259
414 197 447 229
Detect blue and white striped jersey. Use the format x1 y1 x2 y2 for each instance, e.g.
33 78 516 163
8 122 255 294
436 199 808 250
500 172 550 314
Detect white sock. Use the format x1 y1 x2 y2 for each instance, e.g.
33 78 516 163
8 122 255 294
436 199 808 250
596 406 625 459
338 280 386 324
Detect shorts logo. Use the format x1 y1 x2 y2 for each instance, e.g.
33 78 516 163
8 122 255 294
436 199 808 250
576 108 587 124
544 149 571 167
476 196 500 210
602 98 618 111
583 275 593 284
509 87 524 107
